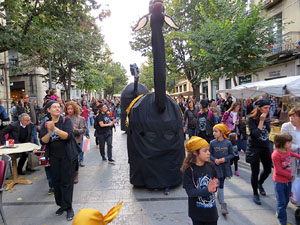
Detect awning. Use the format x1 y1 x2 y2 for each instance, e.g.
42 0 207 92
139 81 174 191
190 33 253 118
218 75 300 99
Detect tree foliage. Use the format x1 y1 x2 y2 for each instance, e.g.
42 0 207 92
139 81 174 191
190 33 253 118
130 0 277 98
192 0 277 85
101 62 128 98
0 0 129 100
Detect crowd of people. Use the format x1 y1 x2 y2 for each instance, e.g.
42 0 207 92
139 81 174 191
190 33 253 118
1 89 300 224
178 93 300 225
0 89 121 221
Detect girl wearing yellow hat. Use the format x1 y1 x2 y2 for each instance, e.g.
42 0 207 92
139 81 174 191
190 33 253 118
181 136 219 225
209 124 233 216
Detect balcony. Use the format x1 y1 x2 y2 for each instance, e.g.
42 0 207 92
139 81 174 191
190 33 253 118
268 32 300 56
263 0 282 9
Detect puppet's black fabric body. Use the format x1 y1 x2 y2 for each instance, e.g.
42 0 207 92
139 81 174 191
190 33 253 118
120 83 148 131
128 1 184 189
127 93 185 188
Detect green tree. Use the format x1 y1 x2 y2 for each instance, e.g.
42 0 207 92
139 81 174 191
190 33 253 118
0 0 109 54
192 0 278 85
102 62 128 98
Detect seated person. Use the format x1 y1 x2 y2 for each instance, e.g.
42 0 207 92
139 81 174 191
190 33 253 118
0 113 34 175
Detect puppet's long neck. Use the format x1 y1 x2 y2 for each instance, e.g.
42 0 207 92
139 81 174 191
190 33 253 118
151 12 166 113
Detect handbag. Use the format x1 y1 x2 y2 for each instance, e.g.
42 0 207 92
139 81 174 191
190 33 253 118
82 136 90 152
27 152 40 169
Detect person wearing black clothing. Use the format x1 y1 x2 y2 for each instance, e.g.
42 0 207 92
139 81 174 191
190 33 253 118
246 98 272 205
182 136 219 225
0 113 34 174
223 97 233 112
95 104 116 162
178 96 186 114
40 101 76 221
184 99 198 139
196 99 216 143
16 93 38 145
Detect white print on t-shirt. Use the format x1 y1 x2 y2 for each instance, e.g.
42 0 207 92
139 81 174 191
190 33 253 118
213 146 228 153
104 116 110 124
259 125 269 141
196 175 216 208
199 117 206 131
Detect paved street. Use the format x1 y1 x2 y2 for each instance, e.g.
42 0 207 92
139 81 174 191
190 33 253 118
2 125 298 225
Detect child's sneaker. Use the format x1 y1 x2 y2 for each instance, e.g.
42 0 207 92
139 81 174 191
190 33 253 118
221 203 229 215
235 171 239 176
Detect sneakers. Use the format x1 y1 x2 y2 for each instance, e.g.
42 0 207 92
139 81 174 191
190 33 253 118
66 208 74 221
221 203 229 215
258 184 266 196
56 208 64 216
102 157 107 161
79 162 85 167
252 194 261 205
234 171 239 176
108 159 115 164
48 187 54 195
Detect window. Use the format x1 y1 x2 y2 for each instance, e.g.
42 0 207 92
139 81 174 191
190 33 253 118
225 79 231 89
176 86 178 93
183 84 187 92
179 86 182 92
211 80 219 100
202 81 208 99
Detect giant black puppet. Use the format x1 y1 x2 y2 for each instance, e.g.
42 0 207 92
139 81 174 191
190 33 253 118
127 0 184 192
120 66 148 131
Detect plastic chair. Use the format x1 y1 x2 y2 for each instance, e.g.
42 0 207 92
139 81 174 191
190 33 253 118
0 154 11 225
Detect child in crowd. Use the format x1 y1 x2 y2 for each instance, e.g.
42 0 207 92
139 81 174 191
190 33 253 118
210 124 233 215
229 133 243 176
272 133 300 225
182 136 219 225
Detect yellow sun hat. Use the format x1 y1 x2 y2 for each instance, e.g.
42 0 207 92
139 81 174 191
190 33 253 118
213 124 230 138
72 202 123 225
185 136 209 152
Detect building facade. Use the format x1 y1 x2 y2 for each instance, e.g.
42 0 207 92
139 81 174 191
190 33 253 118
172 0 300 100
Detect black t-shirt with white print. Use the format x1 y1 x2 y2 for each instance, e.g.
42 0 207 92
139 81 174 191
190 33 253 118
183 162 218 222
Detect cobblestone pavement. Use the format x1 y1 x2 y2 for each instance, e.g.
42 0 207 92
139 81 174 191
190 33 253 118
1 125 298 225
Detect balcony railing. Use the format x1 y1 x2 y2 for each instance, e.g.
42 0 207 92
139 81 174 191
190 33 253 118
268 32 300 56
263 0 282 9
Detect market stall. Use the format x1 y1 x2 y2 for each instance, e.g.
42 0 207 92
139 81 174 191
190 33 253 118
218 76 300 149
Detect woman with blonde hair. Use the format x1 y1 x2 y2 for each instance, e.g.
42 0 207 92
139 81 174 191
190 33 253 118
64 101 86 183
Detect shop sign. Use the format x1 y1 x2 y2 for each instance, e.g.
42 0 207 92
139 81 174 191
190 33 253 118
239 75 252 84
269 70 281 77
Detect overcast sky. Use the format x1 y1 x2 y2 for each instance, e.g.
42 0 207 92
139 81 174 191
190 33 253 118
96 0 150 82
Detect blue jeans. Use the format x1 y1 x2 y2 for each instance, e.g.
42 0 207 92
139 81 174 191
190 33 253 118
78 142 84 163
44 166 53 188
32 125 39 145
85 120 90 137
218 177 225 189
274 181 291 225
187 128 196 139
89 116 94 126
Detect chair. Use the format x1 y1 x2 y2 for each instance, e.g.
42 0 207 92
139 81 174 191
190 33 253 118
0 154 11 225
